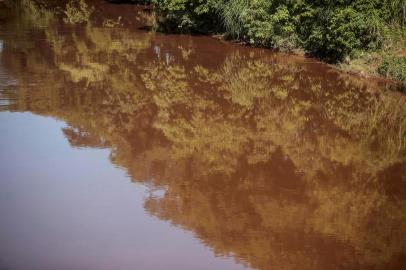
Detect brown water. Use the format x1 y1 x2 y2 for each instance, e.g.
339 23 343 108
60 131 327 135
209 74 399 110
0 1 406 270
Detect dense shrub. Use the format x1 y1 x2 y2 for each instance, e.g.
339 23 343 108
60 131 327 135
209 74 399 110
233 1 298 50
303 7 370 61
151 0 223 32
299 0 392 61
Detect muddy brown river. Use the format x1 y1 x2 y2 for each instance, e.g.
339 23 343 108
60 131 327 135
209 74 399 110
0 1 405 270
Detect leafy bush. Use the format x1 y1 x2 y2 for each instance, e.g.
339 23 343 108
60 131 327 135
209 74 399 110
300 0 391 62
221 0 298 50
378 56 406 89
151 0 223 33
303 7 367 61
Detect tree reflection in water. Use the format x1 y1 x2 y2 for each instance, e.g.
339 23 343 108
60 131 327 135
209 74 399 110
1 1 405 270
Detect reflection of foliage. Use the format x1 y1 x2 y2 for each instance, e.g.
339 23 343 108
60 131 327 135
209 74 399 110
62 127 109 149
1 0 56 40
64 0 94 24
3 3 406 270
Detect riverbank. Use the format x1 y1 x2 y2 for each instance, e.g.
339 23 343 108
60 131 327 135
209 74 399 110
209 32 405 90
147 0 406 90
20 0 406 90
213 35 406 91
337 44 406 90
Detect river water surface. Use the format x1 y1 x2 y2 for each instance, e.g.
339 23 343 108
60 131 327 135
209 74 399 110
0 1 406 270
